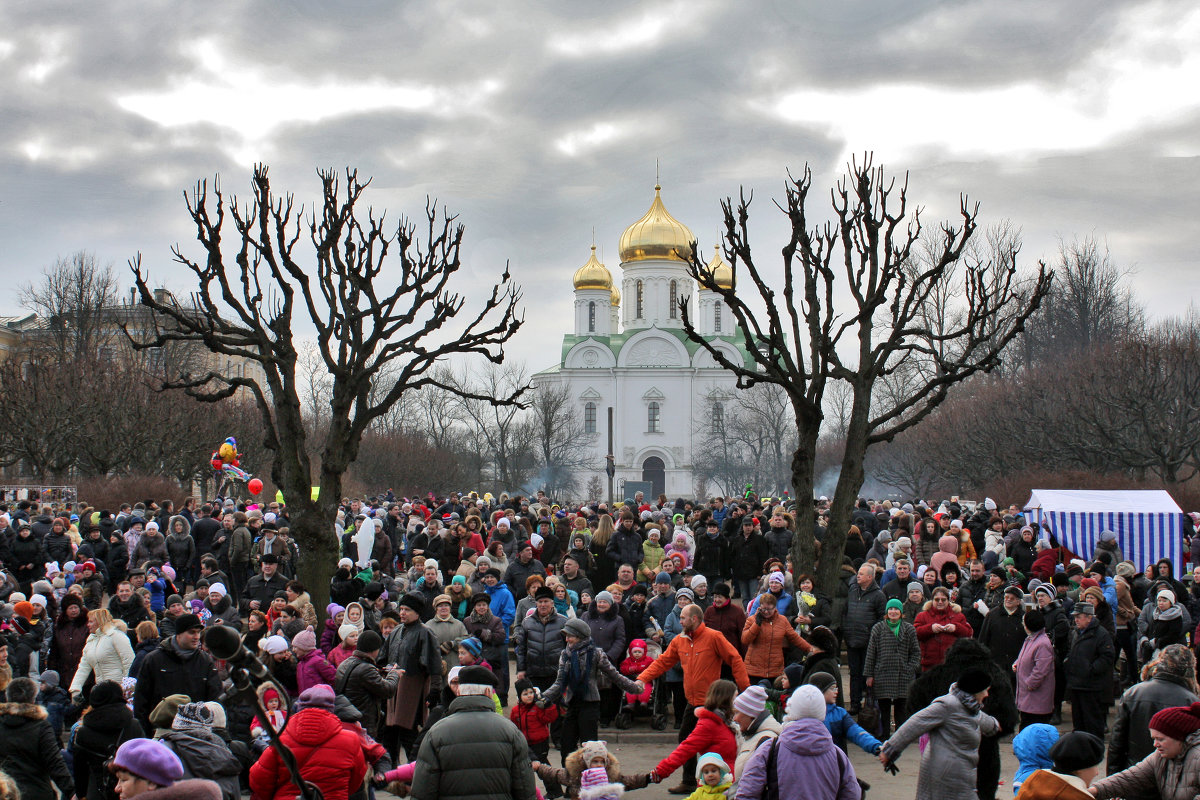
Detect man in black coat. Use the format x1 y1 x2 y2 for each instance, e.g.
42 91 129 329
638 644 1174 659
132 614 222 735
1107 643 1200 772
881 559 915 602
241 553 289 613
1064 601 1116 738
907 637 1018 800
978 585 1027 685
730 516 770 601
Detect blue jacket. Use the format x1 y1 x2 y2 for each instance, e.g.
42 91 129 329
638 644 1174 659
1099 576 1119 622
1012 723 1058 794
485 582 516 637
748 590 793 617
823 702 881 754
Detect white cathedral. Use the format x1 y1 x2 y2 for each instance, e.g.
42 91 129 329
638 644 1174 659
532 184 749 500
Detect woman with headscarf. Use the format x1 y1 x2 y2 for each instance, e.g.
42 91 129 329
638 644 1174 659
47 595 89 691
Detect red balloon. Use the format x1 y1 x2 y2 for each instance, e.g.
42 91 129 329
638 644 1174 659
248 478 263 495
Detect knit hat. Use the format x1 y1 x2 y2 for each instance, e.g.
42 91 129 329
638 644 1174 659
579 766 620 800
784 685 826 722
690 575 707 590
110 738 184 787
515 677 535 697
1159 589 1177 604
905 581 924 596
203 701 227 729
29 593 47 609
1033 584 1055 602
357 630 383 653
207 582 227 597
594 590 614 605
171 701 215 733
695 752 730 783
338 623 358 641
89 680 125 707
459 637 483 657
1023 608 1045 632
326 602 345 618
294 684 336 712
767 572 785 586
885 598 903 612
149 694 190 729
11 616 30 635
12 602 33 622
292 627 317 652
262 635 289 655
39 669 60 689
805 671 837 695
174 613 203 635
166 594 184 608
675 587 695 603
1049 731 1105 773
580 740 609 766
337 558 354 570
655 571 672 585
1149 702 1200 741
564 618 591 639
733 685 768 718
957 669 992 694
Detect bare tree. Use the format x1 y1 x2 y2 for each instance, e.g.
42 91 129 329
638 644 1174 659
446 362 536 492
20 252 121 363
682 156 1051 594
127 165 523 616
527 382 597 498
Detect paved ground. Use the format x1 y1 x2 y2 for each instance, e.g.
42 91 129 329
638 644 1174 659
377 660 1105 799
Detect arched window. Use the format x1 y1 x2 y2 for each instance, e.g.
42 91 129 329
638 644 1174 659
588 301 596 332
669 280 678 319
636 281 644 318
714 303 722 333
584 402 597 434
712 402 724 433
647 401 661 433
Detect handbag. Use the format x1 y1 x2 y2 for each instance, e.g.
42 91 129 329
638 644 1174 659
857 688 882 738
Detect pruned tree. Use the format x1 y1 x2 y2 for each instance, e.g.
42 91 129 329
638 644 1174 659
445 361 536 492
127 165 523 616
682 156 1051 594
527 381 598 498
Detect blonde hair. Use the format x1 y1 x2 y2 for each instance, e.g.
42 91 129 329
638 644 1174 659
591 514 615 547
88 608 116 633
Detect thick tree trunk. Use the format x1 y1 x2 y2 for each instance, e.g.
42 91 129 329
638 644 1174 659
292 507 338 624
814 385 872 596
788 411 821 583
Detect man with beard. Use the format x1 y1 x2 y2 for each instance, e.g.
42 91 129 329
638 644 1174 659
380 594 443 762
132 615 221 735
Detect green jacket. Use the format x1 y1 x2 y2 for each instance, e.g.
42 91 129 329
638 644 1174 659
410 694 536 800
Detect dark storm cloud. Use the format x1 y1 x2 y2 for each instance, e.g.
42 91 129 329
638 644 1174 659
1 0 1197 368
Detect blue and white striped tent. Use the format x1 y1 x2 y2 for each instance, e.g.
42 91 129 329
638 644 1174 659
1024 489 1186 577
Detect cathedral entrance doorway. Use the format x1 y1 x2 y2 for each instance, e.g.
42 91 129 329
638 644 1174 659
642 456 665 498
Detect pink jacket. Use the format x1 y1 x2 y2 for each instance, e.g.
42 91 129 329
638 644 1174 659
1014 629 1056 714
297 647 337 693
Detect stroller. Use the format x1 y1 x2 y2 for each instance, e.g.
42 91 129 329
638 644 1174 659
614 639 666 729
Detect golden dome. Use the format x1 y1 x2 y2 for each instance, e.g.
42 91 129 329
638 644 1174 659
618 184 695 264
706 244 733 290
572 245 613 291
610 284 621 305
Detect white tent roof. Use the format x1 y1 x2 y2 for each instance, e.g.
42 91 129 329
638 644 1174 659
1024 489 1181 514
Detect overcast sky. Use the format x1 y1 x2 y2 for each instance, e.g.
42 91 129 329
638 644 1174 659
2 1 1197 370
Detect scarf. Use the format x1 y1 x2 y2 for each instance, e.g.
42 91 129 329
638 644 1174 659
1154 603 1183 622
566 642 595 699
885 616 903 637
554 596 570 616
950 683 981 714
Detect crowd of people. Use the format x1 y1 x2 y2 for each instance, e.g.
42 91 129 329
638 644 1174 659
0 490 1196 799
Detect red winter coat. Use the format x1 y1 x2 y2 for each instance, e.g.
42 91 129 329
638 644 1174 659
296 647 337 694
1031 548 1059 582
913 601 973 671
249 707 367 800
654 707 739 780
509 700 559 744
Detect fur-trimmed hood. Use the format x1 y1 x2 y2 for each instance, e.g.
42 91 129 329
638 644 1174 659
564 749 622 783
0 702 47 722
921 599 963 614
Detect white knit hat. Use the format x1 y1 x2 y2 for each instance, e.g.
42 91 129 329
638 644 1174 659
784 685 826 722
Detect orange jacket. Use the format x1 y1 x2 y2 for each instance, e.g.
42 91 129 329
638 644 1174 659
638 622 750 706
741 612 811 678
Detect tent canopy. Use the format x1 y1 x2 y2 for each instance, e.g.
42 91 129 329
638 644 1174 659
1024 488 1186 576
1024 489 1181 515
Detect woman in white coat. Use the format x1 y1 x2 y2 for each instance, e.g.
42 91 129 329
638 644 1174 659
70 608 135 698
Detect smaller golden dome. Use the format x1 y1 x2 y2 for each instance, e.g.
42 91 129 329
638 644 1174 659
706 244 733 290
572 245 613 291
610 284 621 306
619 185 695 264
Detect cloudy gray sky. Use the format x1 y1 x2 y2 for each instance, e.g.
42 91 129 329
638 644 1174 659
2 0 1197 370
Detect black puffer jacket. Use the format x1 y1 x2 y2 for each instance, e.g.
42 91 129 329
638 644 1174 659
730 530 770 581
1108 671 1200 772
71 696 143 800
131 636 223 734
330 568 366 607
0 702 74 800
605 526 644 571
841 579 885 648
334 652 400 735
583 605 625 664
515 610 567 678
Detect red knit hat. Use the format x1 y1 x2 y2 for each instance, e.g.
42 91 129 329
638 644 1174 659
1150 702 1200 741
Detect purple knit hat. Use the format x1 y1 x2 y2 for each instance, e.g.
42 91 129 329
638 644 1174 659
294 684 336 712
110 738 184 787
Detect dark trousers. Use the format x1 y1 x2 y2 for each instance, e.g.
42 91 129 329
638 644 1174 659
977 734 1002 800
674 704 699 786
600 686 620 724
1069 689 1107 737
1116 627 1137 684
736 578 758 601
876 697 908 738
381 724 420 764
560 699 599 766
846 646 868 708
1020 711 1054 729
1053 660 1067 715
529 739 562 799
